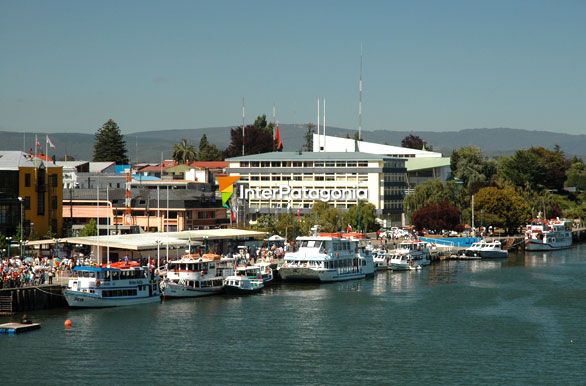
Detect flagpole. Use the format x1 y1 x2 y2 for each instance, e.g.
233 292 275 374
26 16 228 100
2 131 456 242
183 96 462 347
45 135 48 161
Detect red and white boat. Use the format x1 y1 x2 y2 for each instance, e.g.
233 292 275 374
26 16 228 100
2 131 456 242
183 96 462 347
525 217 573 251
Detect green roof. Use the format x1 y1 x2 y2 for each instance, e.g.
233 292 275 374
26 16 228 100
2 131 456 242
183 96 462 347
226 152 390 161
405 157 451 171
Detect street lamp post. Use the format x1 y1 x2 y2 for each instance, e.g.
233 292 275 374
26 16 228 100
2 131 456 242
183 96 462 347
6 237 12 258
18 196 23 257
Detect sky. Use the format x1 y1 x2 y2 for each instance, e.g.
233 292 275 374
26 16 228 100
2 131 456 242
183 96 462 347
1 0 585 135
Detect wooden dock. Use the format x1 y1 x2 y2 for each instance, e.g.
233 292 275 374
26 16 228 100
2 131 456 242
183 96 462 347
0 322 41 335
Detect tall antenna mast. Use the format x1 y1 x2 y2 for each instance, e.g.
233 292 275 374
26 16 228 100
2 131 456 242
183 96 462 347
359 43 363 141
317 99 321 151
241 97 245 156
323 98 326 150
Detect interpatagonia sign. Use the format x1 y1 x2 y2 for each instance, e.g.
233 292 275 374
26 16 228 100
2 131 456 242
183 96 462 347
239 185 368 202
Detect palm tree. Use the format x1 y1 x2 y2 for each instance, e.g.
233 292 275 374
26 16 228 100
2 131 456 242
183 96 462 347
172 139 197 164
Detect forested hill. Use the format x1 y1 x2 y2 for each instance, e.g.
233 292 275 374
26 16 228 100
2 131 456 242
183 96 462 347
1 126 585 162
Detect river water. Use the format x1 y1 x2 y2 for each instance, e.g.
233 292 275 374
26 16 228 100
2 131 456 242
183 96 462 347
2 245 586 385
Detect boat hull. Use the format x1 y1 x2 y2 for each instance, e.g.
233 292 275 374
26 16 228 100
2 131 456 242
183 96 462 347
223 285 263 295
64 290 160 308
161 282 223 298
278 267 366 282
479 250 508 258
525 240 572 251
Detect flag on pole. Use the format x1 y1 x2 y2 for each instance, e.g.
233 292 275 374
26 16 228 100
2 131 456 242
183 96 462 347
46 135 55 149
275 127 283 151
35 135 41 148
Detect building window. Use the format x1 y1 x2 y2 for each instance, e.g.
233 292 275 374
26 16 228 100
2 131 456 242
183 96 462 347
52 196 58 210
24 196 31 210
25 173 31 187
0 205 8 224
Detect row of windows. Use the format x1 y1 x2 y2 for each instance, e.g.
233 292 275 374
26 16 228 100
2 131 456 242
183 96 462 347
180 279 224 288
240 174 370 182
383 175 407 182
384 200 403 209
384 160 407 168
102 289 138 297
24 173 58 188
239 161 370 168
384 187 405 196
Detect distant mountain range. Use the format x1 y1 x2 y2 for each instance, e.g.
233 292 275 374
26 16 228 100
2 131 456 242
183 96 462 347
1 126 585 162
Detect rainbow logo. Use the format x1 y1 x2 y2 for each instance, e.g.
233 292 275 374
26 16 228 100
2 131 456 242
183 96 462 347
218 176 241 208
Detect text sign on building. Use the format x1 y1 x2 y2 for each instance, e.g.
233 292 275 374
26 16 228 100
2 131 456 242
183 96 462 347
239 185 368 202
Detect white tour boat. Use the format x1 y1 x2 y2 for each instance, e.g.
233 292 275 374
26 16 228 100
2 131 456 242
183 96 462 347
223 274 264 295
462 240 508 259
64 261 161 308
388 240 431 271
372 249 390 270
525 217 573 251
235 263 274 286
278 229 374 282
161 254 234 298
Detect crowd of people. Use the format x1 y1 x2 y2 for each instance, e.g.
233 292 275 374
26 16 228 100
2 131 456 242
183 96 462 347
0 255 81 289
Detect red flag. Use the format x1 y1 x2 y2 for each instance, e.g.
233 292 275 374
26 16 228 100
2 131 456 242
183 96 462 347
275 127 283 151
35 135 41 148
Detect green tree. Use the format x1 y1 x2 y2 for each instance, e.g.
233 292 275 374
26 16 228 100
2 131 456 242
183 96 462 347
404 179 459 220
303 201 344 233
93 119 129 164
303 123 315 151
198 134 223 161
475 186 531 235
565 157 586 190
224 115 275 158
172 138 197 164
343 201 377 232
450 146 497 194
80 219 97 237
498 146 568 191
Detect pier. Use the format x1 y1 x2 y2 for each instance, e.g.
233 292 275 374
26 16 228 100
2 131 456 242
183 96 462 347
0 284 67 313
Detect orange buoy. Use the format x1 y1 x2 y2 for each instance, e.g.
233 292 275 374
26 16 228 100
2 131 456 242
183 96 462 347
64 319 72 328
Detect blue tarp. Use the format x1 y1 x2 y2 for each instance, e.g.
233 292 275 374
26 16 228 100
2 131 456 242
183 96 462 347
419 236 481 248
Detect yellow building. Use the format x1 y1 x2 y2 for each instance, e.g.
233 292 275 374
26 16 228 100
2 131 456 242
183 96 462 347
0 152 63 240
19 159 63 238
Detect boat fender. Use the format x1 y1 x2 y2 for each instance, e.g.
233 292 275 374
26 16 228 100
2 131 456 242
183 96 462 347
95 279 101 287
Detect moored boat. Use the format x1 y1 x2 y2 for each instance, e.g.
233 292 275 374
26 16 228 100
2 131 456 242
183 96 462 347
223 275 264 295
462 240 508 259
64 261 161 308
278 227 373 282
161 254 234 298
525 217 572 251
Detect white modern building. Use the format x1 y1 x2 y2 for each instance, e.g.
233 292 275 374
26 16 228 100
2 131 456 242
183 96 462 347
225 152 407 222
312 134 451 192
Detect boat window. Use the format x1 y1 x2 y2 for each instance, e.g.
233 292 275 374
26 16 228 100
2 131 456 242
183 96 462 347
112 271 120 280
